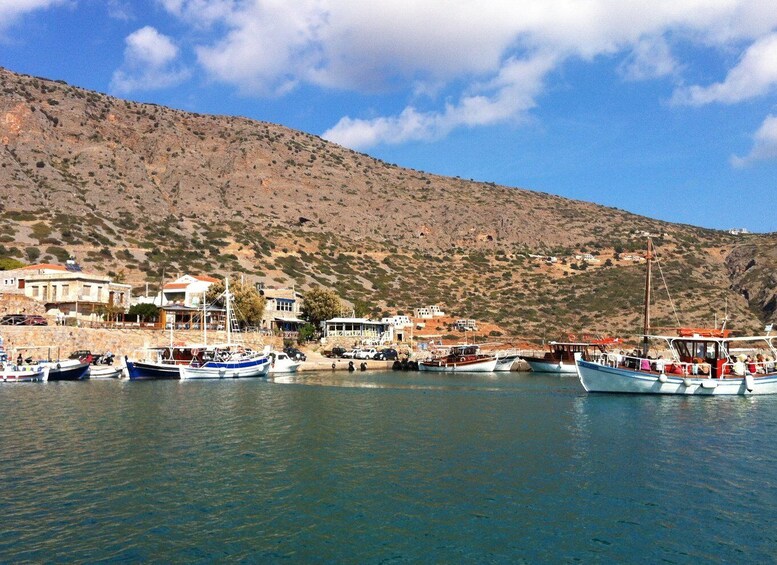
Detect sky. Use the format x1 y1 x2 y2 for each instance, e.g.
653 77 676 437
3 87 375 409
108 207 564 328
2 1 777 233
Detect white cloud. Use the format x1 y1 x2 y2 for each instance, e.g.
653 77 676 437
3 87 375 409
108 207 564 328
619 36 679 81
159 0 777 148
731 114 777 167
0 0 68 32
672 33 777 105
110 26 190 92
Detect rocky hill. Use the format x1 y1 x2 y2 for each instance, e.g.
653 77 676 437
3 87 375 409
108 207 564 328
1 66 775 340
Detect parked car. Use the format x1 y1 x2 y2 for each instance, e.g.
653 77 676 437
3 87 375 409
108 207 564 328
374 348 399 360
356 348 378 360
1 314 26 325
326 346 347 358
24 315 48 326
283 346 307 361
342 348 361 359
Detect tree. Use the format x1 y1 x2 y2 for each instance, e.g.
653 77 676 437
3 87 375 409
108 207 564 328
0 257 25 270
206 277 266 326
298 323 316 342
302 286 344 327
128 303 160 322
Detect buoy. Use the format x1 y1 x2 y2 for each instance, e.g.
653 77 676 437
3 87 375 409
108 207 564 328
331 362 336 370
745 374 755 392
348 361 355 372
658 373 667 383
683 378 692 387
360 362 367 371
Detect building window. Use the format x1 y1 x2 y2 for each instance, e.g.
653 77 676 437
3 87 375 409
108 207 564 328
276 299 293 312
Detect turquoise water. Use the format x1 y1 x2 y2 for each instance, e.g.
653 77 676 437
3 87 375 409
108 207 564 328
2 371 777 563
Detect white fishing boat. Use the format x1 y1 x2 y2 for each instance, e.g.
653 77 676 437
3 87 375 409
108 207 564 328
493 350 521 371
419 344 498 373
267 350 302 374
576 239 777 395
89 365 124 379
2 364 50 382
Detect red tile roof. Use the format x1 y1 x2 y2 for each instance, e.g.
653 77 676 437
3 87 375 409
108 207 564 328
22 263 67 271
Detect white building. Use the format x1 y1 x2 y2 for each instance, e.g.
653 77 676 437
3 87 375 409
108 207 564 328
161 274 219 307
258 287 305 336
322 317 394 344
3 263 131 320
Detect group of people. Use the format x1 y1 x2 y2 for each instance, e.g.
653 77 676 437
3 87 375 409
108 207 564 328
731 353 774 376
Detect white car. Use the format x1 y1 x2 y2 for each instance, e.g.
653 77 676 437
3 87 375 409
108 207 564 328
342 349 361 358
356 348 377 360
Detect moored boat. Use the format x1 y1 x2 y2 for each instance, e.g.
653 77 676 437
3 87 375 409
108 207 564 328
523 338 617 374
267 350 302 374
419 344 498 373
2 364 49 382
577 331 777 395
576 238 777 395
179 347 270 379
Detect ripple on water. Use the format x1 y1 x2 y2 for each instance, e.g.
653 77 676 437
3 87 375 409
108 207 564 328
2 373 777 562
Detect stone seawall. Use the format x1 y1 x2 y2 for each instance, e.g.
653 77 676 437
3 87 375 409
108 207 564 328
1 326 283 360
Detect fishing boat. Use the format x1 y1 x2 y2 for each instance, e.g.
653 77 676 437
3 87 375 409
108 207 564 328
126 345 195 380
418 344 498 373
576 239 777 395
267 350 302 374
179 346 270 379
13 347 90 381
2 364 50 382
494 350 522 371
178 279 270 380
523 338 618 374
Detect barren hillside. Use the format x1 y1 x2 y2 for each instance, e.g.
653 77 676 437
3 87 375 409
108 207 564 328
2 66 775 340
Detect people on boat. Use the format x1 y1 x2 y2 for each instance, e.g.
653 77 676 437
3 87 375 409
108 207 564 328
747 355 757 375
732 354 747 376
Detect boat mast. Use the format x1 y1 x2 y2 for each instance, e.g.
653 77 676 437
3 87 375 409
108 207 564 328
225 277 232 347
642 238 653 355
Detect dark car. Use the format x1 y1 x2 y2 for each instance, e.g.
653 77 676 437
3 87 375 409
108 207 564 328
1 314 26 325
374 348 399 360
327 346 347 358
284 347 307 362
24 315 48 326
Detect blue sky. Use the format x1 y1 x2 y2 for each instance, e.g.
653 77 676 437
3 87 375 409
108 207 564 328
2 1 777 233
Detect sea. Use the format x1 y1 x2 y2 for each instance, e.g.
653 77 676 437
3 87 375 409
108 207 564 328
2 370 777 563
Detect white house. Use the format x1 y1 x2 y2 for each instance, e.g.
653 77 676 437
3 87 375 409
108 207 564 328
161 274 219 307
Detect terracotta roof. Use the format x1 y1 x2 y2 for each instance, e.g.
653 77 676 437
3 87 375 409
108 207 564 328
193 275 219 283
164 282 189 290
22 263 67 271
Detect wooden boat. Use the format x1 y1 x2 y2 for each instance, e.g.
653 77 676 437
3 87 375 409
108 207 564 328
419 344 498 373
523 337 618 374
576 239 777 395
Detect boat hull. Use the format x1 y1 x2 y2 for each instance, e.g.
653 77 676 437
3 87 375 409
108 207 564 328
89 365 123 379
525 358 578 374
46 360 91 381
418 358 498 373
577 359 777 395
180 357 270 379
126 361 181 380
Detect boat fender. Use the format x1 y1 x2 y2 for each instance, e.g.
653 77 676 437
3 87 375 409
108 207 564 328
700 380 717 389
219 368 226 378
360 362 367 371
745 374 755 392
56 363 61 369
683 378 692 387
658 373 667 383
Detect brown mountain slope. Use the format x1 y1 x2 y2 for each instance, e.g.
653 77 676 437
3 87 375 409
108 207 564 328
1 66 775 339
